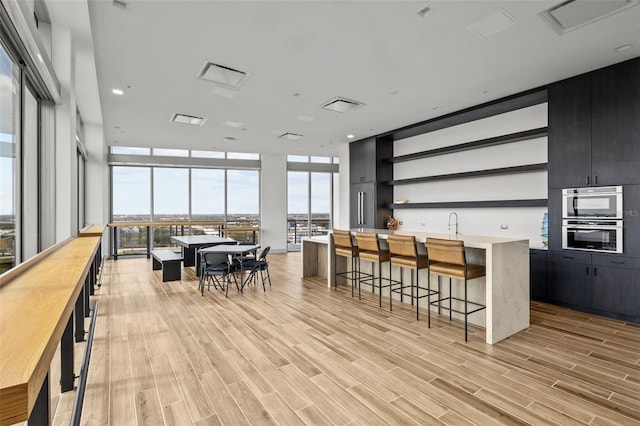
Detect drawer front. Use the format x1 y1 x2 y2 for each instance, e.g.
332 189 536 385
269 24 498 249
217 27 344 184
592 254 640 269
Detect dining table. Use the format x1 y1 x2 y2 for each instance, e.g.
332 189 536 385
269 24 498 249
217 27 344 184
170 235 236 276
199 244 261 292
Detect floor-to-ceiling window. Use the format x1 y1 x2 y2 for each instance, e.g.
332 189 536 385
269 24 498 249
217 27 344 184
153 167 189 247
0 43 20 272
112 166 151 255
286 156 337 251
110 149 261 255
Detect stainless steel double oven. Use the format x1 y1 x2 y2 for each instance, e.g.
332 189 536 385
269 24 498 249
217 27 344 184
562 186 623 253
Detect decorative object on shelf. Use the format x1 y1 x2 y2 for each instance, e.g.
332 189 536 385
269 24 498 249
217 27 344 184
387 216 399 230
394 199 409 204
541 212 548 247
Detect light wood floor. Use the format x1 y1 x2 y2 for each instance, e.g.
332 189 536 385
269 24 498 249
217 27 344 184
53 252 640 425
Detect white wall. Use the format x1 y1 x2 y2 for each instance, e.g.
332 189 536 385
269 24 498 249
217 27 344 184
52 24 78 241
260 154 288 253
393 104 548 245
336 143 351 230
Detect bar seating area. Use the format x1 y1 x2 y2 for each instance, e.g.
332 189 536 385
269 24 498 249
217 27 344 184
332 229 370 297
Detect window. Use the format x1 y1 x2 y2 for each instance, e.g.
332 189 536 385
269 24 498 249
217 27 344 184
112 166 151 255
227 169 259 242
191 168 225 235
227 152 259 160
287 172 309 250
153 148 188 157
310 156 331 163
287 155 308 162
153 167 189 247
22 85 39 258
111 146 151 155
287 171 333 251
0 43 19 272
191 150 225 158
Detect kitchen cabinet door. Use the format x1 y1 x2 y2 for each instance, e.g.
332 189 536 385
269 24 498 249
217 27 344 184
591 58 640 186
592 261 640 321
530 249 547 301
546 251 591 308
350 138 376 183
548 74 592 189
350 182 376 228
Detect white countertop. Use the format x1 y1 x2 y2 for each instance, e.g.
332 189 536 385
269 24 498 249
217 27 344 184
348 228 528 250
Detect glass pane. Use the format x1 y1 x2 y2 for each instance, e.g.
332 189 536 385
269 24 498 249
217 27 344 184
227 169 259 242
78 154 85 230
191 168 225 236
112 166 151 255
311 173 331 237
191 150 225 158
153 148 188 157
153 167 189 248
287 171 308 250
287 155 308 162
111 146 150 155
310 156 331 163
227 152 259 160
0 44 19 272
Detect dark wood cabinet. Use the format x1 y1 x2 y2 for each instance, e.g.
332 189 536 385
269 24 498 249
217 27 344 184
591 255 640 321
546 250 591 308
349 136 393 228
529 249 547 301
623 184 640 258
548 73 592 189
591 58 640 186
350 137 377 183
548 57 640 189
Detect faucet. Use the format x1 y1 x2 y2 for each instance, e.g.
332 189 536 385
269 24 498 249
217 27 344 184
448 211 458 235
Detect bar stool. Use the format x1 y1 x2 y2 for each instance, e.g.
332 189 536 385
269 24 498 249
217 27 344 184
355 232 392 306
332 230 370 297
388 234 433 320
425 238 486 341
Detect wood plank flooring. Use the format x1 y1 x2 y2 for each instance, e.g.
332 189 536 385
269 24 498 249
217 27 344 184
55 252 640 425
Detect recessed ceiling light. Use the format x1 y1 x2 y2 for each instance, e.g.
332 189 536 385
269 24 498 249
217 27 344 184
467 10 517 39
347 134 355 139
615 43 632 52
321 97 365 113
112 89 123 95
169 113 207 127
223 120 243 128
198 62 250 89
279 133 304 141
295 114 316 122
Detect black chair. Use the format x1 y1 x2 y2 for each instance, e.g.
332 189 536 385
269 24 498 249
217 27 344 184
199 251 238 297
244 246 271 291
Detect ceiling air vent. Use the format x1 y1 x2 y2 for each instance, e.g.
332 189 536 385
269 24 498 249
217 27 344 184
321 97 365 113
170 113 207 127
198 62 250 89
279 133 304 141
540 0 638 34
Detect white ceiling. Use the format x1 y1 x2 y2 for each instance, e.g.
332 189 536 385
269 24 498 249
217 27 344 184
70 1 640 156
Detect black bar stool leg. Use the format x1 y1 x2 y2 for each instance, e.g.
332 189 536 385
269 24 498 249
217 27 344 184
449 278 453 321
378 261 383 307
465 278 468 342
75 289 85 342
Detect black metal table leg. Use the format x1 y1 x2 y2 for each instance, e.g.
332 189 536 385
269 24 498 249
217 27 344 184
60 316 75 392
75 289 85 342
84 274 90 318
28 373 50 426
113 226 118 260
146 226 151 259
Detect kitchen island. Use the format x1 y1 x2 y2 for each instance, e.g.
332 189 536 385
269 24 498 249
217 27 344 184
303 229 529 345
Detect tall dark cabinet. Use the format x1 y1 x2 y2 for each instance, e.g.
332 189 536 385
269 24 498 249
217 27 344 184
349 136 393 229
548 57 640 189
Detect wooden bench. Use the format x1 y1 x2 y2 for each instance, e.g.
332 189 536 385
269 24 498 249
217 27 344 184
151 250 183 282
